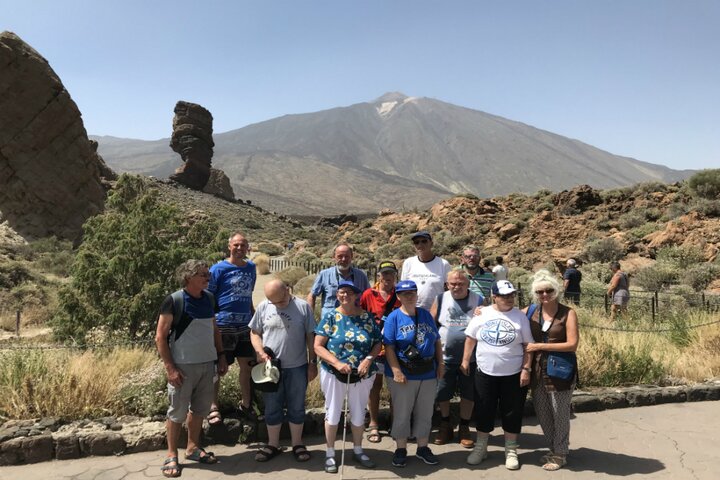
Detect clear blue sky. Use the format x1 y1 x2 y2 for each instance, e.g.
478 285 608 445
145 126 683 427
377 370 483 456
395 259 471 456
3 0 718 170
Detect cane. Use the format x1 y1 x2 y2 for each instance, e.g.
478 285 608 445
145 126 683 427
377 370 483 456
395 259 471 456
340 370 351 480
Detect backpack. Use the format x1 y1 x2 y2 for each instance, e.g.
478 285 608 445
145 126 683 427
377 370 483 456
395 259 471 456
168 289 216 341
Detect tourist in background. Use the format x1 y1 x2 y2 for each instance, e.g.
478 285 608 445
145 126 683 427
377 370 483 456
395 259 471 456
384 280 443 468
430 268 483 448
607 261 630 319
208 232 256 422
563 259 582 305
401 231 451 310
492 256 509 281
155 260 227 477
524 269 579 471
359 260 401 444
460 245 494 304
314 280 382 473
308 243 370 319
461 280 533 470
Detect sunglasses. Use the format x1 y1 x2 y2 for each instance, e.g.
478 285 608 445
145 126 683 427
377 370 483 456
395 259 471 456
413 239 429 245
497 293 515 299
535 289 555 295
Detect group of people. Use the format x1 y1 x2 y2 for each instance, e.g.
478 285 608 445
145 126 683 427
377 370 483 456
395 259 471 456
154 230 580 478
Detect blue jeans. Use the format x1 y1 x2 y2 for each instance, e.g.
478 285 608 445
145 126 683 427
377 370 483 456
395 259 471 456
263 364 308 425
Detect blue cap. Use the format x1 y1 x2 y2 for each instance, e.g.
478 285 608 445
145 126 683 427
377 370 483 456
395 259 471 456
395 280 418 292
411 231 432 241
337 280 362 294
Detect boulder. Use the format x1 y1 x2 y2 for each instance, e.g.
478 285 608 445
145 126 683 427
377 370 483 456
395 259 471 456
202 168 235 201
0 31 112 241
169 101 214 189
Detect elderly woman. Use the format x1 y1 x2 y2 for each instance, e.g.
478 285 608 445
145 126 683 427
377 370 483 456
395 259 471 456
608 261 630 320
523 269 579 471
314 280 382 473
461 280 533 470
359 260 401 443
384 280 444 468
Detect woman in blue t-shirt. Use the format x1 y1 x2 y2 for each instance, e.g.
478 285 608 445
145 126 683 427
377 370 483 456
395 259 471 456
383 280 444 468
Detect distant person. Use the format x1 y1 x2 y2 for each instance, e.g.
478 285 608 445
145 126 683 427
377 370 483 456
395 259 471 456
430 269 483 448
401 231 451 310
155 260 227 478
492 256 509 281
461 245 494 304
483 258 492 270
208 232 257 422
249 279 317 463
607 261 630 319
359 260 401 444
308 243 370 319
563 259 582 305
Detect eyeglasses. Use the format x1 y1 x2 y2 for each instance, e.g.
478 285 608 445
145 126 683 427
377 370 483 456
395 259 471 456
535 289 555 295
413 239 429 245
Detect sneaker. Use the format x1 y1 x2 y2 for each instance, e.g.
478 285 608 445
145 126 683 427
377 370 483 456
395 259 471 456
505 442 520 470
392 448 407 468
415 446 439 465
458 424 475 448
467 438 488 465
433 420 452 445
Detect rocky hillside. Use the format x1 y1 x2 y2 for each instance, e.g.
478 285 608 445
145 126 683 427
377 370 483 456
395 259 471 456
94 92 692 216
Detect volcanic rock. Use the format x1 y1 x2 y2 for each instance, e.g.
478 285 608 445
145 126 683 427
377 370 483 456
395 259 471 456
0 31 111 240
169 101 214 189
202 167 235 201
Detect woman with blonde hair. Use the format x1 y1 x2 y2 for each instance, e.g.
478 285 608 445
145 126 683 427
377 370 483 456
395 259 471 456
523 269 579 471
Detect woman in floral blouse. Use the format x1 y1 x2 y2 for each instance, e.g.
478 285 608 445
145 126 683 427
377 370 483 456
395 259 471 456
314 280 382 473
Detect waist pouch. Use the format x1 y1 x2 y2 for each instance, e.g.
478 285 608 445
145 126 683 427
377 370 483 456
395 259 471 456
330 367 363 384
400 357 435 376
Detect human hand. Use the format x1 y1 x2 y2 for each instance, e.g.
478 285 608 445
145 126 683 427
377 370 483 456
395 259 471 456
460 361 470 376
520 370 530 387
167 365 185 388
336 362 352 374
525 343 541 353
436 363 445 380
392 367 406 384
217 356 229 376
358 358 371 377
473 306 484 316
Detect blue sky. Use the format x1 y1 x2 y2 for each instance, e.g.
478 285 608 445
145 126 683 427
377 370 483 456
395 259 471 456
2 0 718 170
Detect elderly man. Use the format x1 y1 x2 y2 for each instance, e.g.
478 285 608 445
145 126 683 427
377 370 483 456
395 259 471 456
430 268 483 448
401 231 451 310
563 259 582 305
460 245 494 305
208 232 257 421
307 242 370 319
155 260 228 478
249 279 317 463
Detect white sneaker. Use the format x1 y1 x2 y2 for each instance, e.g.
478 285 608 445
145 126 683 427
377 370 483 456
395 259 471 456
505 442 519 470
467 438 488 465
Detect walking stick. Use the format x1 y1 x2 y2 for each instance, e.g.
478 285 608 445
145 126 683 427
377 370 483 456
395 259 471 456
340 371 351 480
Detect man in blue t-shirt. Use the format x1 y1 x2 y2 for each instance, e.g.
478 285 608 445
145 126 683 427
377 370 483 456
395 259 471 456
307 243 370 319
207 232 257 421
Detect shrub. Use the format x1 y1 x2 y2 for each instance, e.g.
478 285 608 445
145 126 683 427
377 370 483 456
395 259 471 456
51 174 228 343
254 254 271 274
618 211 646 229
692 198 720 217
662 202 687 221
0 261 32 289
254 242 284 256
294 274 316 297
687 168 720 199
656 246 704 269
289 250 320 264
380 221 406 236
635 263 680 291
627 223 661 241
274 267 307 287
582 340 665 387
584 237 624 263
683 263 720 290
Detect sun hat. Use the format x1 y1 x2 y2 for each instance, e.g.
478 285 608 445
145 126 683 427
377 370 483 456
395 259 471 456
411 231 432 241
251 360 280 385
337 280 362 294
378 260 398 273
395 280 418 293
492 280 517 296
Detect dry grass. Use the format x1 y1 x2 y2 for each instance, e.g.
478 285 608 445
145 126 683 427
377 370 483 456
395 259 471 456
254 253 271 275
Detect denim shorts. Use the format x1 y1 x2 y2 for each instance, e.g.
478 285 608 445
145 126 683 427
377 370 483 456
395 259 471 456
262 364 308 425
436 362 475 402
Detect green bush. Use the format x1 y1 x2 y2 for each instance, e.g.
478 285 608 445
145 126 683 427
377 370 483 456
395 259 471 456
584 340 665 387
618 211 646 229
656 246 704 269
584 237 624 263
51 174 228 343
0 261 32 289
682 263 720 290
634 263 680 291
380 221 406 236
627 223 661 241
254 242 284 256
687 169 720 199
692 198 720 217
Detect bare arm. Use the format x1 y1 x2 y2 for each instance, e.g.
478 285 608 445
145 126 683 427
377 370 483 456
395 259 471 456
314 334 350 374
306 331 318 381
213 318 228 376
250 329 269 363
384 343 406 384
306 292 316 310
460 336 477 375
155 313 184 387
429 299 439 324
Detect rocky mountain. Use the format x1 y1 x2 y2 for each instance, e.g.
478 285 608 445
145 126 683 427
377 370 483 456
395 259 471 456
94 92 692 216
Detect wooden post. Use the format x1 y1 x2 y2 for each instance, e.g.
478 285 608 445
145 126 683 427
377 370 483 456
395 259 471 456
651 298 656 322
15 310 20 337
604 293 609 315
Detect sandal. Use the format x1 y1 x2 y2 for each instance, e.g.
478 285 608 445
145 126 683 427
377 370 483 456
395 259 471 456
207 408 223 426
325 456 338 474
185 447 218 464
543 455 567 471
255 445 281 462
292 444 311 462
366 425 381 443
161 456 182 478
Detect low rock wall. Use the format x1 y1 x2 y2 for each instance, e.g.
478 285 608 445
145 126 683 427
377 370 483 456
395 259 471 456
1 380 718 466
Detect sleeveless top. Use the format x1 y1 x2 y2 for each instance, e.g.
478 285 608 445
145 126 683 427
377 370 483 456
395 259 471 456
528 303 575 392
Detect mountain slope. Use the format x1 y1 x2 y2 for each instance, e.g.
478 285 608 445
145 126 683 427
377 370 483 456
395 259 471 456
94 92 692 215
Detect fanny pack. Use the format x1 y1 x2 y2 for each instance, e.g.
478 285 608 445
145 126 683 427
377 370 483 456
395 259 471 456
329 367 363 384
399 357 435 375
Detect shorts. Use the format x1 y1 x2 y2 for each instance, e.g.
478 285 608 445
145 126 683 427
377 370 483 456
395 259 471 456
263 364 308 425
221 328 255 365
166 361 215 423
613 291 630 306
436 362 475 402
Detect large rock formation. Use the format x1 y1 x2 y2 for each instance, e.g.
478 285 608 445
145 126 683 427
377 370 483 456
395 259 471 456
169 101 215 190
0 31 112 240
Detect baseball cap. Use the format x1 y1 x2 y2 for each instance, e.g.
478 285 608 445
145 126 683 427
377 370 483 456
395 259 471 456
378 260 398 273
411 231 432 241
492 280 517 296
395 280 418 292
337 280 362 294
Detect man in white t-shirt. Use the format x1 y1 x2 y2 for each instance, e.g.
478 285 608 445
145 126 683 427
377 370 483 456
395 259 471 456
492 256 509 281
401 231 452 310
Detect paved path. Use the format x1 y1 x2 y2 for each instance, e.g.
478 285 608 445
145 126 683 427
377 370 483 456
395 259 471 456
1 401 717 480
